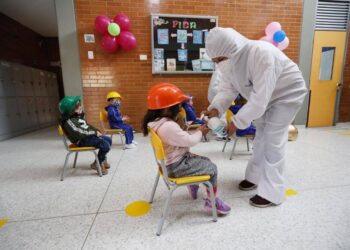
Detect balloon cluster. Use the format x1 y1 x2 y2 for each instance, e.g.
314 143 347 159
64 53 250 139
95 13 136 53
260 22 289 51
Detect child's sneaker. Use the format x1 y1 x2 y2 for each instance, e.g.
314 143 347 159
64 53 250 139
132 140 138 145
125 143 136 149
204 197 231 215
90 161 108 175
187 184 199 199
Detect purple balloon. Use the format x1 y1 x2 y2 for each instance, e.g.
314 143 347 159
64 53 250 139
113 13 131 31
118 31 136 51
101 35 119 53
95 16 110 34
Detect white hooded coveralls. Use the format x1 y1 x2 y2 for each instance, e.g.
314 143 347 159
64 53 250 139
206 27 307 204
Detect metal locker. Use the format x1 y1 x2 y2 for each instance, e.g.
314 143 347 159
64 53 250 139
28 97 39 129
39 71 47 97
52 74 59 97
0 97 11 136
7 97 20 133
32 69 41 97
12 64 23 97
22 66 33 97
1 62 15 97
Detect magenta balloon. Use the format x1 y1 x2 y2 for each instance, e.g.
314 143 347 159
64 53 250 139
95 16 110 34
277 37 289 51
113 13 131 31
118 31 136 51
265 22 282 37
101 35 119 53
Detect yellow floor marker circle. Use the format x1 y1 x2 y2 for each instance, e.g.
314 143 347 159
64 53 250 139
0 219 9 229
125 201 151 217
286 189 298 197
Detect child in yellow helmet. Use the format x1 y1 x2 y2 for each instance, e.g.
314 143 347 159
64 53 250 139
105 91 137 149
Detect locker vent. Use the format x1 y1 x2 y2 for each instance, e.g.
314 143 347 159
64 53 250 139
316 0 350 30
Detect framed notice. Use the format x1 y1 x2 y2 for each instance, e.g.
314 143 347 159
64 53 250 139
151 13 218 74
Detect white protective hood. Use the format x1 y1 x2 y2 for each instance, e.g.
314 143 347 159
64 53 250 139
206 27 307 129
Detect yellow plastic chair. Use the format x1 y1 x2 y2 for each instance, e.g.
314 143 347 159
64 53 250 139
179 107 208 141
99 110 125 147
222 109 254 160
148 128 217 236
58 125 102 180
179 107 202 131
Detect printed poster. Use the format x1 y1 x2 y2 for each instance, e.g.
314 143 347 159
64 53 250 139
158 29 169 45
177 30 187 43
154 48 164 59
166 58 176 71
178 49 188 62
154 59 165 71
193 30 202 44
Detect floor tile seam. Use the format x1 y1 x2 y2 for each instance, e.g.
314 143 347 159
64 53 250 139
80 149 126 250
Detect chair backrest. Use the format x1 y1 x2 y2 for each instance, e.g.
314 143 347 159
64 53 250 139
148 128 171 183
179 107 187 122
226 109 234 124
58 125 70 150
99 110 108 130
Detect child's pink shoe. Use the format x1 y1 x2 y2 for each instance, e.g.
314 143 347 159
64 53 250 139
204 197 231 215
187 184 199 200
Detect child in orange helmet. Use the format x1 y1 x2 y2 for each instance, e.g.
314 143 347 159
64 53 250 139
142 83 231 215
105 91 137 149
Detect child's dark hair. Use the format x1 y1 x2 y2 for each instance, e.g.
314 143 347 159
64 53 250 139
142 104 180 136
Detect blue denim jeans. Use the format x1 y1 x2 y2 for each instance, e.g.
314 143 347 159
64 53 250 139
78 135 112 163
112 123 134 144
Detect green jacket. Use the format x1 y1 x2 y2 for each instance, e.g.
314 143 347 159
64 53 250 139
60 112 98 143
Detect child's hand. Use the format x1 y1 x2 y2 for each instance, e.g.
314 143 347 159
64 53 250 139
122 115 130 122
197 125 209 136
202 108 219 118
97 131 103 137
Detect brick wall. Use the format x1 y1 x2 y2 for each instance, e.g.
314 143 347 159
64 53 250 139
74 0 304 131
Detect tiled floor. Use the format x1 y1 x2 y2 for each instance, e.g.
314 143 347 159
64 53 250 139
1 124 350 249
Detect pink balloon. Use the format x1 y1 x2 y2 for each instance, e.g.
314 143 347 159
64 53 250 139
265 22 282 37
95 16 111 34
260 36 278 47
277 37 289 51
118 31 136 51
113 13 131 31
101 35 119 53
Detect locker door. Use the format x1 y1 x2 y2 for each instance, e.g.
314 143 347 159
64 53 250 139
32 70 41 97
12 65 23 97
23 66 33 97
1 62 15 96
39 71 46 96
7 97 20 132
0 97 11 135
16 97 28 131
27 97 38 129
52 74 59 97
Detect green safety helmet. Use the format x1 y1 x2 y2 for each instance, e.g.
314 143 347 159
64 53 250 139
58 96 81 114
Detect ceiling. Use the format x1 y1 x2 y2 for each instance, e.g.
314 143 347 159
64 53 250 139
0 0 58 37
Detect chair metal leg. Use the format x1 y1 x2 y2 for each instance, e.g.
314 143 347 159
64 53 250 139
149 172 160 203
156 185 176 236
93 151 102 177
206 181 218 222
246 137 250 152
61 152 72 181
229 138 238 160
222 139 229 152
73 152 78 168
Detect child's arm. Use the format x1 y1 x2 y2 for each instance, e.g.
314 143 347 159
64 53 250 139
158 121 202 147
63 118 97 141
107 106 123 123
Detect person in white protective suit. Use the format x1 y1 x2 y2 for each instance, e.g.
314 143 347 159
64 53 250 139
205 27 307 207
208 69 222 103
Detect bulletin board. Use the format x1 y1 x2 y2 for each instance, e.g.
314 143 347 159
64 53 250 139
151 13 218 74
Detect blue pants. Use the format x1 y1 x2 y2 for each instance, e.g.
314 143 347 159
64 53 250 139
112 123 134 144
78 135 112 163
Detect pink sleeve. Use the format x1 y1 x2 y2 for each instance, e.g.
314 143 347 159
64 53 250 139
157 121 202 147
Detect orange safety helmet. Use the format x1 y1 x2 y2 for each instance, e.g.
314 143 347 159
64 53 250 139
147 83 189 110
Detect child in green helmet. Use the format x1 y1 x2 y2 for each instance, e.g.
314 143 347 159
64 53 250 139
58 96 111 175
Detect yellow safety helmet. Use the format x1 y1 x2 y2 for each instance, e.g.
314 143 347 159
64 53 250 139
106 91 122 101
